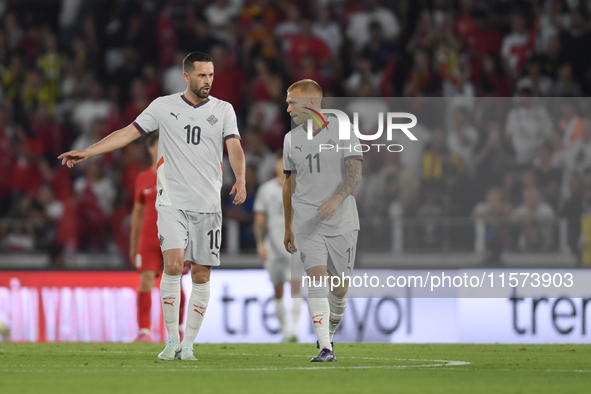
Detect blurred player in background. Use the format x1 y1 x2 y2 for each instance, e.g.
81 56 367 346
129 131 188 342
59 52 246 361
283 80 362 362
253 154 303 343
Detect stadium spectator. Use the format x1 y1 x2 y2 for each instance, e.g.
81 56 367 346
274 3 302 51
249 57 283 103
286 19 331 73
35 183 64 246
534 143 562 210
539 36 564 79
516 56 554 97
551 63 583 97
405 10 436 56
122 79 149 126
465 9 502 82
71 79 109 136
558 98 583 147
472 186 512 264
243 128 276 184
561 171 587 257
504 88 553 166
421 127 465 195
564 119 591 174
74 160 116 216
312 6 342 57
477 54 511 96
345 58 381 95
0 195 37 252
473 119 515 193
163 52 187 95
209 46 245 115
60 59 93 103
142 64 163 102
447 106 479 172
404 49 442 96
99 0 142 75
346 0 400 52
360 21 395 73
511 186 555 250
455 0 476 37
204 0 244 30
36 33 67 100
559 9 591 91
501 9 535 77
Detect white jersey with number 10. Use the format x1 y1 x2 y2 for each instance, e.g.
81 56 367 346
133 93 240 213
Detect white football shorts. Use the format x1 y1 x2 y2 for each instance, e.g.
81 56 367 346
156 205 222 266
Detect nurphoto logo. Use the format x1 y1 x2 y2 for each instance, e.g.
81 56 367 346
304 108 418 153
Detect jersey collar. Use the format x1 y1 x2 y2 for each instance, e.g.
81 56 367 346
181 94 210 108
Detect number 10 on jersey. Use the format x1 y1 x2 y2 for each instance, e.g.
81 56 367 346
185 125 201 145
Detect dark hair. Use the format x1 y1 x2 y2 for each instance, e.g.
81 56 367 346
146 131 159 148
183 52 213 72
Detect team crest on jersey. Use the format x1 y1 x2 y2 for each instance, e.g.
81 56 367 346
207 115 218 125
300 251 306 263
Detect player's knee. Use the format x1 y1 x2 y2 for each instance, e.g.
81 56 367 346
190 265 211 284
163 259 184 275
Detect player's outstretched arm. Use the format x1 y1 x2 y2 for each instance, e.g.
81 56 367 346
226 138 247 205
58 124 142 168
317 159 363 220
282 174 297 254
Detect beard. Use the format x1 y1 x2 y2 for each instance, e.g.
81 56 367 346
190 82 210 99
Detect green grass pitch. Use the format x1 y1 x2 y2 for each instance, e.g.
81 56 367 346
1 343 590 394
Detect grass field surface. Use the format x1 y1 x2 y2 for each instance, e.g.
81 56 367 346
1 343 590 393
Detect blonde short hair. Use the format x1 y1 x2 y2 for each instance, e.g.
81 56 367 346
287 79 323 96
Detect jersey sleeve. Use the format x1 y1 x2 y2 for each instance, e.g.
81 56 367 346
222 103 241 141
134 174 145 204
253 185 267 213
283 133 296 174
133 99 160 136
343 124 364 162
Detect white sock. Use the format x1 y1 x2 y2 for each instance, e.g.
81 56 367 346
307 278 331 351
160 273 181 341
273 297 287 336
181 281 210 347
289 296 302 336
328 292 347 343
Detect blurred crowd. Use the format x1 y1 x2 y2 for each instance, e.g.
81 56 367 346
2 0 591 265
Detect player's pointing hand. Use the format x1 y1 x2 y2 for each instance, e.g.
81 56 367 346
230 179 247 205
58 149 89 168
